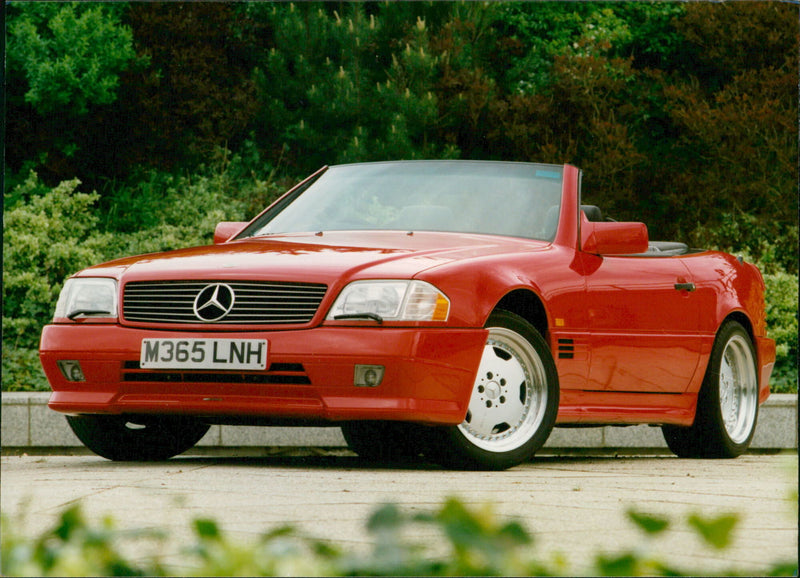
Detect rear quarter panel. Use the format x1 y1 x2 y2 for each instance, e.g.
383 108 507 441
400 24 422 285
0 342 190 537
679 251 773 400
680 251 768 337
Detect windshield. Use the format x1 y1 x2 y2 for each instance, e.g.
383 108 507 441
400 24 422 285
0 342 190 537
240 161 563 241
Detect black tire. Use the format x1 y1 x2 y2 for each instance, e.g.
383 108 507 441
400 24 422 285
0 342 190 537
340 421 430 462
428 310 559 470
66 415 210 461
662 320 759 458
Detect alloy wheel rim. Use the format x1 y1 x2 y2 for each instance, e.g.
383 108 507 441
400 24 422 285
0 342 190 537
458 327 547 453
718 333 758 444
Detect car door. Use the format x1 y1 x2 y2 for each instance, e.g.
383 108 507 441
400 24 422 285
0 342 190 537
581 253 702 393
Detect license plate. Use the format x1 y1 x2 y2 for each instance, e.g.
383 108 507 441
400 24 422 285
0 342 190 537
140 338 268 370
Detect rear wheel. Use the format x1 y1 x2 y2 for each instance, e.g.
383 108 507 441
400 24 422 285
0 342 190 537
66 415 210 461
429 310 559 470
663 320 759 458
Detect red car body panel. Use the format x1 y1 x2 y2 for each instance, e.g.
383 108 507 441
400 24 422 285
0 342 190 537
44 324 488 425
40 163 775 430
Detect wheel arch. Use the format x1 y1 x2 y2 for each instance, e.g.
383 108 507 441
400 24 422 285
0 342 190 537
494 289 549 342
721 310 755 344
718 309 772 401
664 313 761 458
693 311 755 394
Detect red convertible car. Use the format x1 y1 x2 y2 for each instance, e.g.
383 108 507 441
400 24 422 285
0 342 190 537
40 161 775 469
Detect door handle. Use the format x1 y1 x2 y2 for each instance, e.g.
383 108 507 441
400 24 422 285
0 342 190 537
674 282 695 292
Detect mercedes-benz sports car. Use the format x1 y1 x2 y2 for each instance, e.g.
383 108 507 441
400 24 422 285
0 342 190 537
40 161 775 469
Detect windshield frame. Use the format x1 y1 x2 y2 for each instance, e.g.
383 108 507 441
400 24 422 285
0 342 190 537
237 160 565 242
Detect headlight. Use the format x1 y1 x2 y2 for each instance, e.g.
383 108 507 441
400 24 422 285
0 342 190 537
54 278 118 321
327 280 450 322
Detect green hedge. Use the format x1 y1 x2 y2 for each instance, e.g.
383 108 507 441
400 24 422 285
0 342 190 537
763 269 798 391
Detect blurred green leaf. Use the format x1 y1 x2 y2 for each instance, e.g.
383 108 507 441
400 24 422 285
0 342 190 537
194 518 221 540
53 505 85 541
2 498 796 576
367 502 404 532
596 552 639 576
627 509 670 535
687 512 739 550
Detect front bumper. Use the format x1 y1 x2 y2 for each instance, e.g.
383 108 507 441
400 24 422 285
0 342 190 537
40 324 488 425
756 335 776 404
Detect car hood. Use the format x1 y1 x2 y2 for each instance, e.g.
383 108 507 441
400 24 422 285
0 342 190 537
79 231 548 285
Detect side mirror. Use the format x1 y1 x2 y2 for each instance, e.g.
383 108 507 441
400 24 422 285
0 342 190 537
213 222 247 245
580 214 648 255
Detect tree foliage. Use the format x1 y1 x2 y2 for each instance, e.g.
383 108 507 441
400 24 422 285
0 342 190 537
661 2 798 268
4 1 797 391
8 1 795 268
117 3 259 169
5 3 139 187
7 2 135 115
246 2 458 172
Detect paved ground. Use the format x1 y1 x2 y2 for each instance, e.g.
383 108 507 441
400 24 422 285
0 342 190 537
2 450 797 575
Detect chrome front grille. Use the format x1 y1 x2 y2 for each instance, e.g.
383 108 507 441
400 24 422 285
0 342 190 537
122 281 327 325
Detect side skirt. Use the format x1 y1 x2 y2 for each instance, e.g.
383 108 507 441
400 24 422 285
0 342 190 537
556 390 698 427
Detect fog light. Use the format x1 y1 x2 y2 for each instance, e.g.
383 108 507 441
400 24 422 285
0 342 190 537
354 365 384 387
57 360 85 382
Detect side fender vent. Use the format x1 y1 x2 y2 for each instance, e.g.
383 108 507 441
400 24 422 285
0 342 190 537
557 338 575 360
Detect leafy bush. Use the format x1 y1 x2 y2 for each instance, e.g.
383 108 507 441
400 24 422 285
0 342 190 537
2 347 50 392
1 156 287 391
3 172 113 351
100 146 286 256
2 173 114 390
2 498 796 576
764 269 798 393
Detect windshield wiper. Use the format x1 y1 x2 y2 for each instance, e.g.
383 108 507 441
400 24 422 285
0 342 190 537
67 309 112 320
333 313 384 324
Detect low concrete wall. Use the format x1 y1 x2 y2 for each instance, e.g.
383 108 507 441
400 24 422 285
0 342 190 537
2 392 796 451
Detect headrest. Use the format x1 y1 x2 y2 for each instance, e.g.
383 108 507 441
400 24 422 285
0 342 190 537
581 205 603 222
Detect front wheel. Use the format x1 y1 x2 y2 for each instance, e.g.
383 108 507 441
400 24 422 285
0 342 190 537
429 310 559 470
66 415 210 461
662 320 759 458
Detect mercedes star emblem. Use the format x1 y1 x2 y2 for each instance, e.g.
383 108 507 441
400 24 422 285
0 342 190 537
193 283 235 322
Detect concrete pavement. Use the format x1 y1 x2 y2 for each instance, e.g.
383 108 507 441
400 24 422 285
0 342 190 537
2 452 797 575
3 393 797 574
